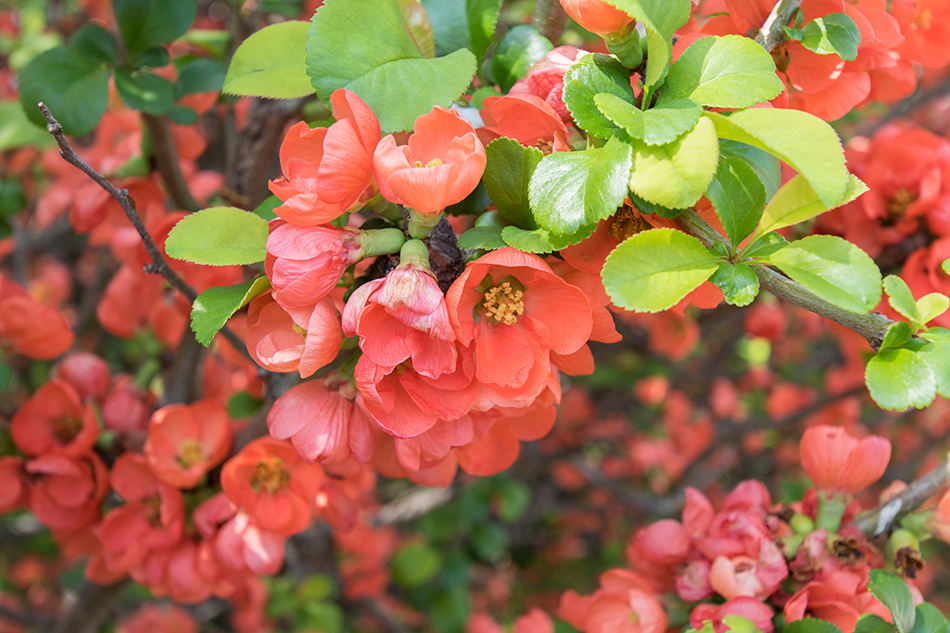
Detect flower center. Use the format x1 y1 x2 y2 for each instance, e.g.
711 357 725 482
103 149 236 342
414 158 444 168
292 323 307 338
52 415 82 444
251 459 289 495
915 8 933 30
482 281 525 325
887 188 917 216
609 205 649 241
177 439 205 469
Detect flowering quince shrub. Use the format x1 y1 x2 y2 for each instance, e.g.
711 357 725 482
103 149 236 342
5 0 950 631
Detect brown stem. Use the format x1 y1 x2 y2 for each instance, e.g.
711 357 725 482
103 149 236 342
676 210 895 350
0 603 57 628
754 0 802 52
531 0 567 44
51 579 130 633
141 113 199 212
160 329 207 405
853 456 950 538
38 103 256 363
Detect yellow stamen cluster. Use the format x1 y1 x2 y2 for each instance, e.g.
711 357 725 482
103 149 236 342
609 206 649 241
177 439 205 469
52 415 82 444
414 158 444 168
888 188 917 216
251 459 289 495
482 282 525 325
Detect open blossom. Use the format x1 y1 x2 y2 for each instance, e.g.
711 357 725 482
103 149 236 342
690 598 775 633
26 452 109 531
510 46 587 123
268 89 380 225
10 380 99 458
559 0 635 36
784 569 891 631
477 94 570 153
559 570 668 633
373 106 486 215
144 400 233 489
800 425 891 494
0 274 74 359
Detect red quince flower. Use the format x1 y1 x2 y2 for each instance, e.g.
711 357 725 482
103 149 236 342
268 89 381 225
117 604 199 633
446 248 593 408
690 598 775 633
477 94 571 153
215 511 287 576
54 352 112 401
267 375 374 465
800 425 891 494
221 437 325 536
0 457 27 513
558 569 668 633
373 106 486 215
10 380 99 458
25 452 109 531
560 0 635 36
510 46 587 123
0 274 74 359
892 0 950 69
784 569 891 632
144 400 233 489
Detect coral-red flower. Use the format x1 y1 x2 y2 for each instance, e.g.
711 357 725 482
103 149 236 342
477 94 570 154
373 106 486 215
144 400 233 489
559 0 635 36
0 274 74 360
10 380 99 458
800 425 891 494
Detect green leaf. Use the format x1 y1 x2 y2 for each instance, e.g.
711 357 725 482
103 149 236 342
869 570 917 633
855 615 898 633
421 0 502 61
166 206 270 265
252 195 281 222
18 46 110 136
490 25 553 93
446 181 491 215
457 225 507 250
501 224 596 253
228 391 265 419
880 322 913 352
224 21 314 99
392 543 443 588
113 0 198 54
866 347 937 411
710 262 758 307
606 0 691 87
602 228 720 312
800 13 861 61
754 173 867 239
191 277 271 346
130 46 171 68
529 135 633 235
762 235 882 313
0 101 55 151
943 259 950 276
885 275 921 324
629 191 679 219
67 24 118 65
0 362 10 391
166 105 198 125
494 480 531 523
705 109 848 206
628 115 719 209
910 603 950 633
176 57 226 97
722 616 758 633
563 54 635 139
307 0 477 132
783 619 844 633
917 293 950 326
719 139 781 201
114 68 174 115
706 156 766 248
483 137 543 229
919 337 950 399
659 35 784 108
594 93 702 146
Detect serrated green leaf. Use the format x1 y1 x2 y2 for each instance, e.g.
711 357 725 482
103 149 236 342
224 21 314 99
710 262 758 307
457 225 507 250
719 139 781 201
67 24 118 65
502 226 553 253
867 348 936 411
706 156 765 248
784 619 845 633
421 0 502 61
166 206 269 265
308 0 476 133
943 259 950 276
801 13 861 61
721 616 757 633
114 68 174 115
529 135 632 235
0 101 55 151
880 322 913 352
130 46 171 68
605 0 691 87
594 93 701 146
763 235 882 313
705 109 847 206
176 57 226 97
869 570 917 633
191 277 271 346
754 174 867 239
917 293 950 326
659 35 784 108
18 47 110 136
884 275 920 324
629 191 679 218
919 337 950 399
113 0 198 54
629 115 719 209
490 25 553 93
563 54 634 139
483 137 543 229
910 603 950 633
602 228 719 312
855 615 895 633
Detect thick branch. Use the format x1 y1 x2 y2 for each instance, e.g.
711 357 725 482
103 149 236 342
141 113 199 212
853 455 950 538
676 210 895 350
531 0 567 44
754 0 802 51
38 103 256 363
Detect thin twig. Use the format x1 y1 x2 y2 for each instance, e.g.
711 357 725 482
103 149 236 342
754 0 802 52
141 113 199 212
676 210 895 350
853 455 950 538
38 102 256 364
